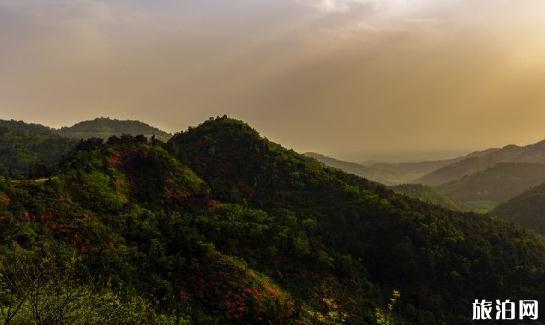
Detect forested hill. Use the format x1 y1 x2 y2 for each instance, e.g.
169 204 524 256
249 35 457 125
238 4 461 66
1 116 545 323
59 117 171 141
166 117 545 323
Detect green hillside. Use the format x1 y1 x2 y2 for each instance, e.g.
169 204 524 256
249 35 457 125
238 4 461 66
435 162 545 212
493 182 545 234
59 117 171 141
166 117 545 323
391 184 465 211
1 116 545 323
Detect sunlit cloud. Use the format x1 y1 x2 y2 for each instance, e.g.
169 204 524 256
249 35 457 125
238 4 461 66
307 0 379 12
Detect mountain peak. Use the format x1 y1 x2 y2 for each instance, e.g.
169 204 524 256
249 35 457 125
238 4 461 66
182 115 260 139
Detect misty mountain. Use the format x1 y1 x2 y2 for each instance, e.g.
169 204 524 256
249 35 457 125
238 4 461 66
435 162 545 213
305 152 403 185
417 140 545 186
305 152 457 185
366 158 461 182
59 117 171 141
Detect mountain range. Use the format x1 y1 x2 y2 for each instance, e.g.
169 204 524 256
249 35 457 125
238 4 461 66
311 140 545 214
1 116 545 323
417 140 545 186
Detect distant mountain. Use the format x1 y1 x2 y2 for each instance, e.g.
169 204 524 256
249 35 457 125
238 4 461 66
391 184 465 211
492 182 545 234
59 117 171 141
0 119 75 177
305 152 403 185
366 158 461 182
436 162 545 213
417 140 545 186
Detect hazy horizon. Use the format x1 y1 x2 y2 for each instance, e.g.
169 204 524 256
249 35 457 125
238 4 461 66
3 0 545 162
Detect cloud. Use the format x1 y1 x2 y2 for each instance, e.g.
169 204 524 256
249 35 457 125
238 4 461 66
2 0 545 160
308 0 379 12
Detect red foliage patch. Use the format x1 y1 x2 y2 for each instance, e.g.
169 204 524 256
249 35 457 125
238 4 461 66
0 192 10 207
206 199 220 207
105 153 123 167
163 188 190 200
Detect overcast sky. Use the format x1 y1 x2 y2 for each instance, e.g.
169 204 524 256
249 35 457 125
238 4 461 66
2 0 545 161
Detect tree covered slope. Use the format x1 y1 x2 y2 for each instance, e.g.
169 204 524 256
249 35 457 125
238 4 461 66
1 117 545 323
166 117 545 323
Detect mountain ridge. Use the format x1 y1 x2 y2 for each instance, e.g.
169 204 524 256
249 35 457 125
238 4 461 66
417 139 545 186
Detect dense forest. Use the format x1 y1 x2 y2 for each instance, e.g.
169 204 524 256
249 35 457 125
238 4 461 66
0 116 545 323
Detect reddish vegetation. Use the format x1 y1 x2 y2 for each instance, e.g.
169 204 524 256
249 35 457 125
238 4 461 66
105 153 123 167
0 192 10 207
206 199 220 207
179 288 190 301
163 188 190 200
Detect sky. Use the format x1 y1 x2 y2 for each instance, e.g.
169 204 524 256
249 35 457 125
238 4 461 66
2 0 545 162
